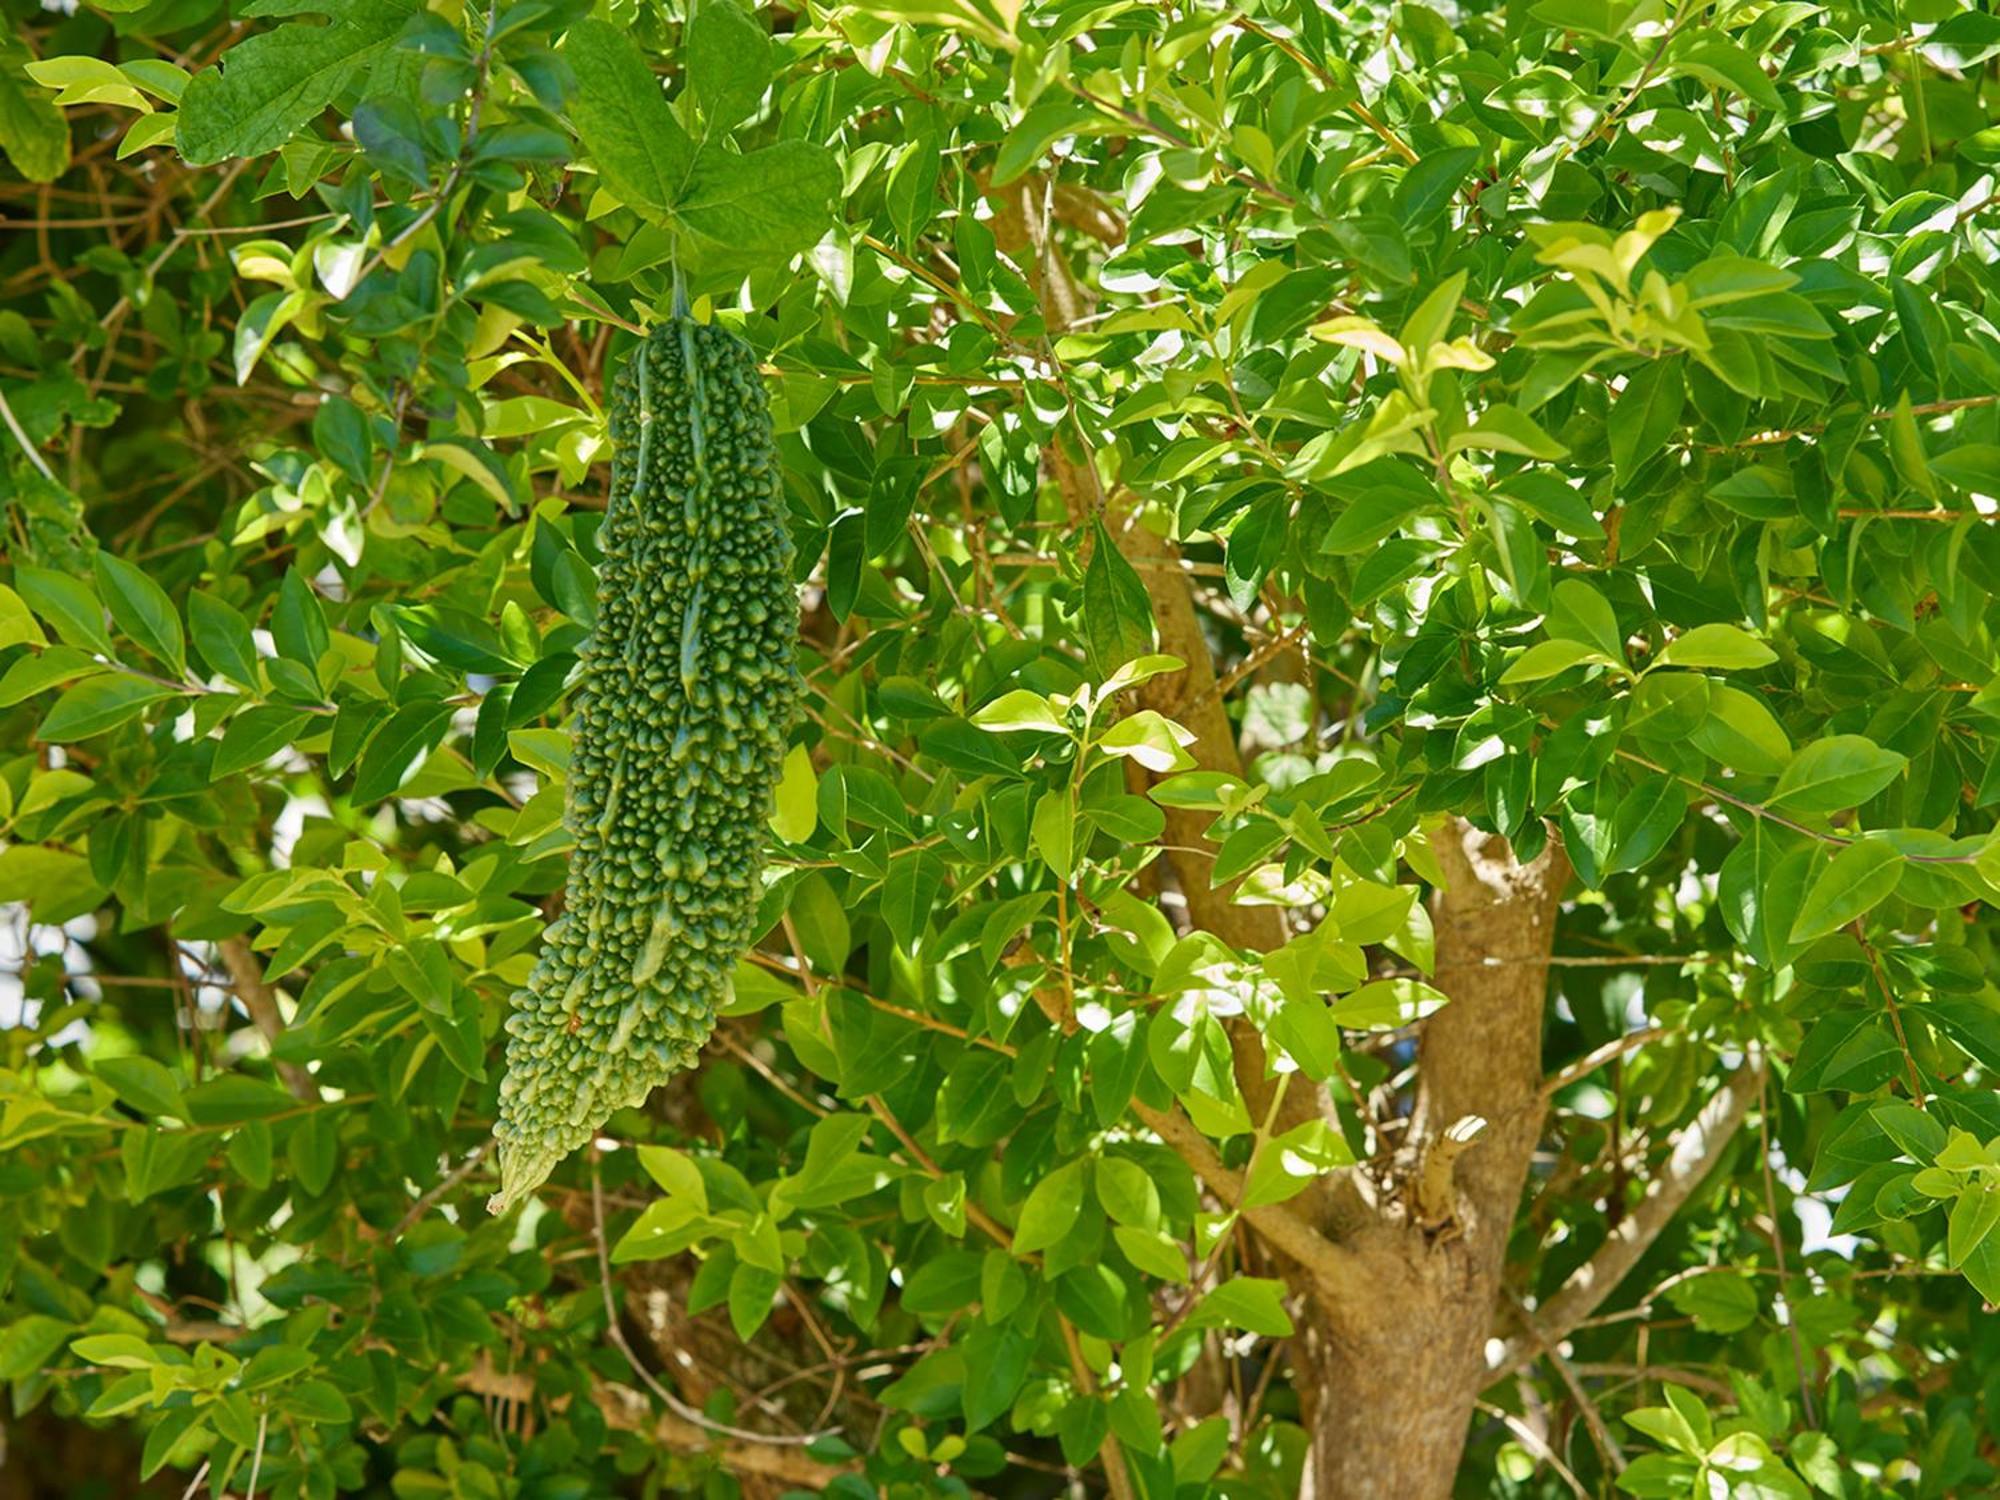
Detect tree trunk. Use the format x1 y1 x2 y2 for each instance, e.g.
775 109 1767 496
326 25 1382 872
1298 822 1568 1499
1005 188 1576 1495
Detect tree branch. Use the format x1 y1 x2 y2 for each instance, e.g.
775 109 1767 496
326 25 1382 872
459 1361 848 1489
1495 1054 1766 1374
1132 1101 1367 1307
216 937 317 1102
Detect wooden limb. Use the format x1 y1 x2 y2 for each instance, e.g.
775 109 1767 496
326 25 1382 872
1542 1027 1670 1098
1132 1101 1366 1308
1494 1055 1765 1374
216 937 317 1102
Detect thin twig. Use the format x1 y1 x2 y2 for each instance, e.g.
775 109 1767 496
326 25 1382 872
393 1139 495 1237
1474 1399 1590 1498
0 386 54 481
245 1408 269 1500
588 1157 829 1447
1543 1027 1671 1098
1757 1072 1817 1426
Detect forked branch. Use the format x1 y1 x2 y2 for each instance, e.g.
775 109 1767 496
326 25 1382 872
1133 1101 1368 1308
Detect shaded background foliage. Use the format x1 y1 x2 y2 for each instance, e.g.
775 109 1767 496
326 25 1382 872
3 0 2000 1497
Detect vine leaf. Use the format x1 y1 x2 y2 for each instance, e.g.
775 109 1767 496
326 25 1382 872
675 141 842 265
562 17 693 218
686 0 771 136
561 19 837 267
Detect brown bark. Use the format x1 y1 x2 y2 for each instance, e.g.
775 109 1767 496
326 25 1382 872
1297 822 1568 1500
218 935 318 1102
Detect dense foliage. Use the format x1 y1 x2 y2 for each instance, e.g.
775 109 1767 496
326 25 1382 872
3 0 2000 1497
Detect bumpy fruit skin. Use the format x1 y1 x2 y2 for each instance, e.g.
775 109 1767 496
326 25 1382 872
490 319 799 1212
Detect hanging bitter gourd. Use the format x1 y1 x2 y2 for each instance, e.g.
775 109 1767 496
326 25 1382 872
490 318 800 1213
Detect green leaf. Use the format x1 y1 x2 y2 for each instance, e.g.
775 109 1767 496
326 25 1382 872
1949 1182 2000 1269
1399 270 1467 351
69 1333 161 1370
419 437 522 517
285 1378 352 1424
1872 1101 1946 1163
1100 654 1186 697
1012 1159 1086 1255
1082 517 1156 677
92 552 185 676
272 570 330 682
1096 710 1196 774
1320 482 1433 555
234 288 304 384
685 0 771 133
1931 444 2000 496
1448 404 1566 459
1606 774 1688 874
1654 623 1775 672
39 674 176 741
993 98 1102 186
1664 1272 1759 1334
1609 359 1684 481
0 846 104 923
95 1056 189 1123
675 141 842 265
1032 789 1076 880
1242 1120 1354 1209
1501 638 1618 685
1326 978 1449 1030
881 849 945 952
1112 1224 1188 1283
1188 1277 1293 1337
1691 685 1793 776
26 56 153 112
971 689 1067 734
0 54 71 182
351 701 455 803
0 582 45 650
0 1315 75 1381
1266 991 1342 1081
16 565 113 657
188 590 260 687
214 705 314 778
960 1323 1032 1431
177 0 422 165
1671 39 1783 110
769 743 818 842
1548 577 1625 661
1770 736 1908 814
1093 1157 1159 1228
1719 826 1811 970
563 18 694 217
1789 839 1904 944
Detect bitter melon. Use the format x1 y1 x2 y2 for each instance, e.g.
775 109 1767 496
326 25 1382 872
490 318 800 1213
